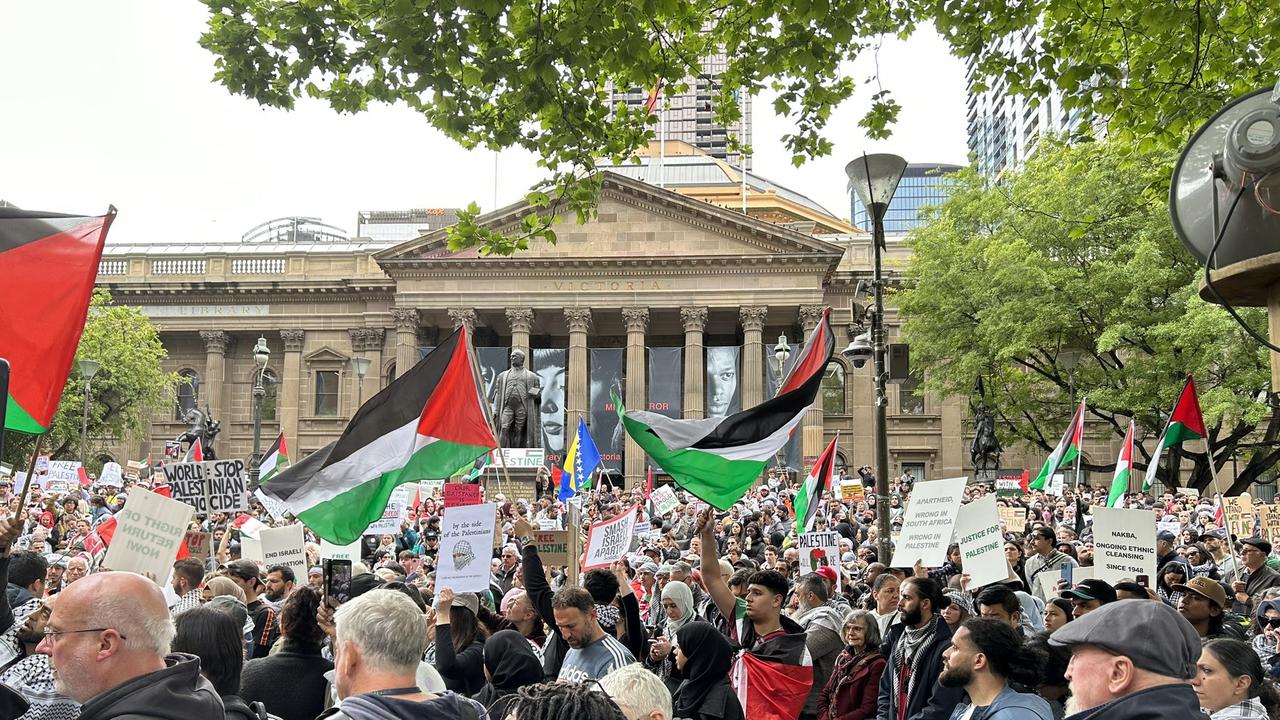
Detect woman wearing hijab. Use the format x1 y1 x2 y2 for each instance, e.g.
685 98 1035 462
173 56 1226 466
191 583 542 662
672 621 745 720
647 580 696 692
473 630 544 719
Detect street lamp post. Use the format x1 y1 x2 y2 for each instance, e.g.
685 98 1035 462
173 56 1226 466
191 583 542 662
249 336 271 485
351 356 371 409
78 359 100 467
773 334 791 474
846 153 907 565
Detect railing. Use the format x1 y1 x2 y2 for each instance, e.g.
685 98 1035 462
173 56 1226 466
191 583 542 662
97 260 128 275
231 258 286 275
151 259 207 275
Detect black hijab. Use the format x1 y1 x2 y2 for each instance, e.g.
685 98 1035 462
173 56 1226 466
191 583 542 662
473 630 544 711
673 621 733 717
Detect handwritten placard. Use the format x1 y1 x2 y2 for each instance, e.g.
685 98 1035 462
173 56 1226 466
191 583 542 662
583 508 638 570
444 482 483 508
889 477 967 568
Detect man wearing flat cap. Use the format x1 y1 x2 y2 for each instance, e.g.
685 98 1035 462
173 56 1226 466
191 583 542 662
1225 537 1280 617
1050 599 1208 719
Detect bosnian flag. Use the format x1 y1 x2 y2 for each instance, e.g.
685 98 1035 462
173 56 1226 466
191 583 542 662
258 432 289 486
619 308 834 510
260 326 497 544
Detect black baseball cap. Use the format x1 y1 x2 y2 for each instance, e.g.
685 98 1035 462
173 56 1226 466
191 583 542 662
1061 579 1117 604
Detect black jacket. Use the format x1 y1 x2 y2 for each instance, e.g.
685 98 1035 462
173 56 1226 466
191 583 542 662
522 543 568 677
1063 682 1208 720
433 623 486 696
239 641 333 720
876 618 964 720
76 653 224 720
678 680 745 720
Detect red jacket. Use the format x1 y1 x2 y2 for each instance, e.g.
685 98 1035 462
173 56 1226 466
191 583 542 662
817 648 886 720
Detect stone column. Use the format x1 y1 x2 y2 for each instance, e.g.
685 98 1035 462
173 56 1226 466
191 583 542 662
564 308 592 440
622 308 649 490
506 308 534 358
740 306 768 409
199 331 229 427
448 307 478 334
391 307 419 376
349 328 385 405
681 307 708 419
799 304 828 465
280 329 305 448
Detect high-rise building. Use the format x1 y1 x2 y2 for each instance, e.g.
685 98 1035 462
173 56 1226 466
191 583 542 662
964 29 1090 178
609 52 752 169
850 163 962 233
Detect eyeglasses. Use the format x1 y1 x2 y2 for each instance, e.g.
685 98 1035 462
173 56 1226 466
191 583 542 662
1266 618 1280 629
42 627 126 641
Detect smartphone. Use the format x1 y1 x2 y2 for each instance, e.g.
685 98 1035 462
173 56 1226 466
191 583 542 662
324 559 352 608
1060 565 1074 586
1137 574 1150 588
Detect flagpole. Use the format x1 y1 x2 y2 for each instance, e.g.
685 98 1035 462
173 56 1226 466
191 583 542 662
462 328 514 489
1073 400 1085 537
16 435 43 516
1206 441 1245 578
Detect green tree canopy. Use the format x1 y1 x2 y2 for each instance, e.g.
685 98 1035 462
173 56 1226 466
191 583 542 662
3 290 180 474
897 138 1275 494
197 0 1279 254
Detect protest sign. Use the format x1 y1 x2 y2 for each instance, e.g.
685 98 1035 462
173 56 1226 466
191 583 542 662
955 495 1006 588
367 486 413 535
1223 495 1253 540
1156 520 1183 537
1092 506 1156 585
254 489 290 521
994 478 1022 497
204 459 247 513
491 448 545 468
320 538 364 562
12 472 29 494
260 524 308 579
444 483 483 508
998 506 1027 533
99 462 124 488
533 529 571 566
101 489 192 580
583 508 638 570
420 478 445 497
163 462 208 513
537 518 561 531
651 485 679 517
1265 504 1280 544
46 461 80 489
796 531 843 590
184 529 212 561
1047 473 1065 497
241 536 264 566
841 482 866 502
633 521 652 537
34 456 48 475
889 477 967 568
436 502 497 593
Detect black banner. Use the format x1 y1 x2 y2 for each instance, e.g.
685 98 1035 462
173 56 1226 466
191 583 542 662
647 347 683 418
476 347 510 417
764 343 804 472
705 346 741 418
532 348 567 470
590 348 625 472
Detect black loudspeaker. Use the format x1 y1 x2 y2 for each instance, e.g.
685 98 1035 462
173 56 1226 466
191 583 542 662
887 343 910 383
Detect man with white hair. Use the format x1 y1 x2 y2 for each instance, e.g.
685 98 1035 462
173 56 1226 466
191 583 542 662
36 571 224 719
328 588 487 718
601 661 671 720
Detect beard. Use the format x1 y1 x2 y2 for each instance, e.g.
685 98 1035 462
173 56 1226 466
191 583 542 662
938 663 972 688
901 605 924 627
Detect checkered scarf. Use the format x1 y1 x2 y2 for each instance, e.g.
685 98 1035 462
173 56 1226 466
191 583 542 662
890 615 939 707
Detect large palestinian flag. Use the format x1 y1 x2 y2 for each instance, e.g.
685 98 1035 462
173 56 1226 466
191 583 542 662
0 207 116 434
620 308 834 509
261 326 497 544
1142 375 1208 491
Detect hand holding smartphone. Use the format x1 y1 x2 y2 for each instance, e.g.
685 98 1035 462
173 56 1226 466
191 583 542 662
323 558 353 609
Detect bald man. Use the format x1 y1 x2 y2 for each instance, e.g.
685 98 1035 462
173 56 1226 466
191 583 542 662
36 571 223 719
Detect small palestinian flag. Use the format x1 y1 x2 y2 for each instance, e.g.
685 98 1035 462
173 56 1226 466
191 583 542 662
261 325 497 544
0 206 116 434
1030 398 1086 491
794 434 838 534
1107 420 1135 508
258 432 289 485
1143 376 1209 491
184 438 204 463
620 308 835 510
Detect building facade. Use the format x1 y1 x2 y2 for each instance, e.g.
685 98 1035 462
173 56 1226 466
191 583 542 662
850 163 962 233
95 171 1118 489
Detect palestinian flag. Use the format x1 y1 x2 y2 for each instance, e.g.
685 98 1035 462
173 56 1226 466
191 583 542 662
620 308 834 510
258 432 289 485
184 438 204 463
231 513 264 540
1142 376 1208 491
730 617 813 720
794 434 838 534
0 207 116 434
1107 420 1135 507
1030 398 1085 491
261 326 497 544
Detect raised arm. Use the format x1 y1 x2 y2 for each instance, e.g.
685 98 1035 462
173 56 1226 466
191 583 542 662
697 508 736 626
0 513 21 634
513 515 557 629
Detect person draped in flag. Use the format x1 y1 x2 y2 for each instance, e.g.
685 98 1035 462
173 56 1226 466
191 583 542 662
876 576 964 720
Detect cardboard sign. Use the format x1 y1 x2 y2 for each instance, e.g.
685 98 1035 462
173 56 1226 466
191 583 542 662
955 495 1006 588
1092 506 1156 585
101 488 193 580
1224 495 1253 539
1265 504 1280 543
994 478 1022 497
444 483 483 508
890 476 968 568
651 485 679 517
241 536 264 566
534 529 570 566
797 530 842 590
163 460 247 514
254 489 290 521
46 461 80 487
366 486 413 535
998 506 1027 533
435 502 497 593
840 482 866 502
320 538 364 562
259 523 308 580
184 530 212 561
99 462 124 488
583 507 638 570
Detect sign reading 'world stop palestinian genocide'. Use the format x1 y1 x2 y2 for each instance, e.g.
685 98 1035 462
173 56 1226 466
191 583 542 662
162 460 247 514
890 476 968 568
583 507 638 570
1092 506 1156 585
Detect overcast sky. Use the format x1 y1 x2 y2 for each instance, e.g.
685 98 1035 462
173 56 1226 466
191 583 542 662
0 2 970 244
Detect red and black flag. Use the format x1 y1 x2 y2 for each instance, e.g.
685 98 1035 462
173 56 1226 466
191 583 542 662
0 206 116 434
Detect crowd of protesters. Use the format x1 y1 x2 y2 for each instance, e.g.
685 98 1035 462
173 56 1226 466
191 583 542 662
2 467 1280 720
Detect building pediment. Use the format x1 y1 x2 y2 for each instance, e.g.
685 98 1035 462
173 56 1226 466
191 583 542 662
302 346 350 363
374 172 845 273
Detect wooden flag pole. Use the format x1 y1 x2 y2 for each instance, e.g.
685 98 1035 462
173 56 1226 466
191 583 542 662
16 434 43 515
1206 446 1245 579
